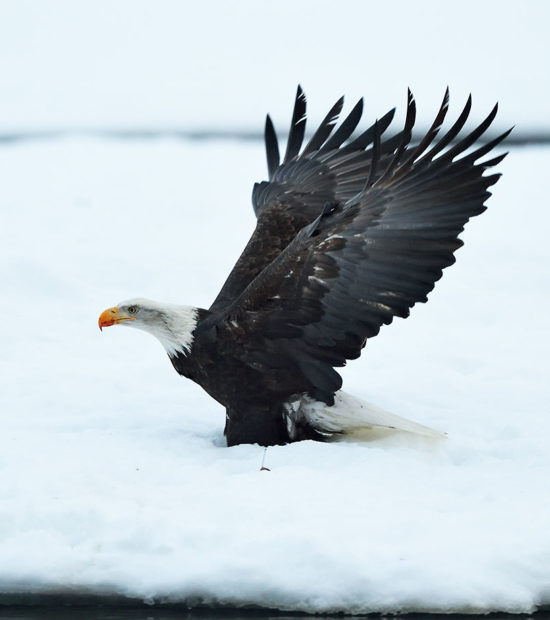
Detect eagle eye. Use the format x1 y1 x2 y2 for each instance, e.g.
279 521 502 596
127 305 138 315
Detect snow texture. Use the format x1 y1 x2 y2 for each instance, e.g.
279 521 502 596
0 138 549 614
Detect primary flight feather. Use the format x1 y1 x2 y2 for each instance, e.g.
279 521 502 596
99 87 509 446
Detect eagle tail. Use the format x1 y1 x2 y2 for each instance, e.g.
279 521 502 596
303 391 445 439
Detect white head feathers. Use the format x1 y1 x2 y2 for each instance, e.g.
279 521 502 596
116 298 199 356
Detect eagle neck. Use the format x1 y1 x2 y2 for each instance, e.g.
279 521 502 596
149 304 203 357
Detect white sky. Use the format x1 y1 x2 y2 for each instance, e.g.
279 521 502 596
0 0 547 132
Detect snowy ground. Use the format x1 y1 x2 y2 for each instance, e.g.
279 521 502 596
0 137 549 614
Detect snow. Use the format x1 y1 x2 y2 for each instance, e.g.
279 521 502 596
1 136 549 614
0 0 549 133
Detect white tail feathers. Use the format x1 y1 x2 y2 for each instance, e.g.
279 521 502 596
297 391 445 439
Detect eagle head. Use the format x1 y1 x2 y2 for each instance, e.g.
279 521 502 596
98 298 199 356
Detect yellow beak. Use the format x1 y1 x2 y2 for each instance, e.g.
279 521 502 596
98 306 136 331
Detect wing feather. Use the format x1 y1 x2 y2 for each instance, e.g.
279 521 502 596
215 91 509 404
320 98 364 152
264 114 280 180
343 106 396 151
212 88 398 311
302 96 344 156
283 85 307 164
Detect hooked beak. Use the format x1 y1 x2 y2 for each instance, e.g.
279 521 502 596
98 306 136 331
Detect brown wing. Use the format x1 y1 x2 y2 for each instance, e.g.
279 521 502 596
216 91 510 404
209 85 401 312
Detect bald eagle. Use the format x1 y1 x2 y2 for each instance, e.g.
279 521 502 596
99 87 509 447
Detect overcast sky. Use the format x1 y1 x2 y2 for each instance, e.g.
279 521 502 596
0 0 547 132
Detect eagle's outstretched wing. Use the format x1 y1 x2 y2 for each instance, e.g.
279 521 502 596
213 90 510 404
209 85 402 311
